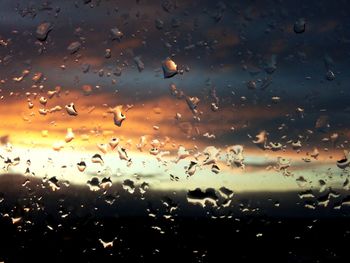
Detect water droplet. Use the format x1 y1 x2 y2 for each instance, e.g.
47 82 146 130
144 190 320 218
175 146 190 163
65 128 75 143
226 145 245 168
203 146 220 165
122 179 135 194
77 161 86 172
294 18 306 33
87 177 100 191
11 217 22 224
310 148 319 159
276 157 291 175
268 142 283 151
169 83 184 99
109 137 119 149
186 96 200 114
65 103 78 116
97 143 108 154
13 69 30 82
107 105 126 127
32 72 43 83
136 136 147 151
187 188 218 207
211 164 220 174
49 105 62 113
36 22 52 41
67 41 81 54
325 70 335 81
253 131 267 149
99 238 115 248
134 56 145 72
48 176 60 191
39 108 48 115
170 174 179 181
292 140 302 151
105 194 117 205
155 19 164 29
140 182 149 194
271 96 281 103
52 141 64 151
100 177 112 189
91 154 104 165
247 80 257 90
186 161 198 177
105 48 111 58
117 147 131 164
211 103 219 111
337 151 350 169
110 28 123 41
162 58 178 78
219 187 234 199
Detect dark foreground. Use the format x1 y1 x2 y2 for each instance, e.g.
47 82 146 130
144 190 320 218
0 174 349 263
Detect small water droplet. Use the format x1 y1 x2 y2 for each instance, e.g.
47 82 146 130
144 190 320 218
91 154 104 165
162 58 178 78
294 18 306 33
77 161 86 172
36 22 52 41
65 103 78 116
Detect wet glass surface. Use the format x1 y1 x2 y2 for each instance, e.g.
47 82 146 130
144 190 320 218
0 0 350 262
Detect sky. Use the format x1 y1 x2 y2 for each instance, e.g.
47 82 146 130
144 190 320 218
1 0 350 192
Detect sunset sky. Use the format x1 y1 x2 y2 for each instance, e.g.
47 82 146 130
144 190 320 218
1 0 350 192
